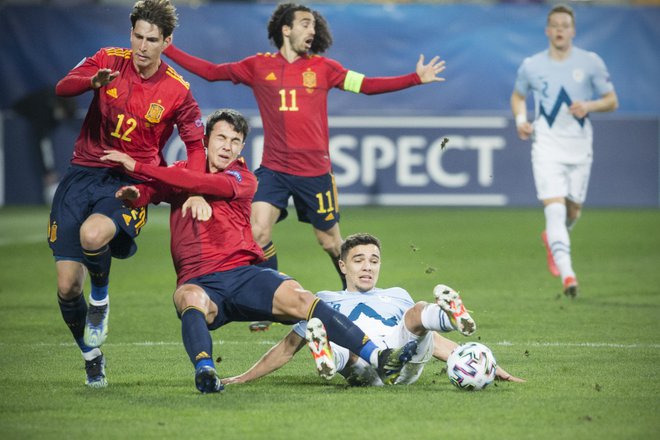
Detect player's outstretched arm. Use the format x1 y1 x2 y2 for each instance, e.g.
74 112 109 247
223 330 306 385
163 44 232 82
416 54 446 83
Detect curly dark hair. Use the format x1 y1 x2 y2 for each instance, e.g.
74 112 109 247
130 0 178 39
267 3 333 54
340 233 381 261
205 109 250 143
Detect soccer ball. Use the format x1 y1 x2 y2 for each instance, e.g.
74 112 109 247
446 342 497 391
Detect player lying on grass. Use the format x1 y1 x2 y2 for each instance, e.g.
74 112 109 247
102 109 416 393
223 233 524 386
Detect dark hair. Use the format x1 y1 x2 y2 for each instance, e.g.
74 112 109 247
205 109 250 142
547 4 575 27
267 3 333 54
130 0 178 39
340 233 381 261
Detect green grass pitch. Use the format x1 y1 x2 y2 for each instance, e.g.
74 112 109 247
0 206 658 439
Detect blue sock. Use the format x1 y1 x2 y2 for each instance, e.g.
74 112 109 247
82 245 111 301
256 242 278 270
58 293 94 353
181 307 214 368
308 298 377 363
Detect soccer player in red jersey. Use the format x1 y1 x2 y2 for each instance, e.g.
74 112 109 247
48 0 206 388
102 109 418 393
164 3 447 331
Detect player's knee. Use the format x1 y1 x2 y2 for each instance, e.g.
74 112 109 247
80 219 113 250
274 281 314 318
251 222 271 247
57 278 83 300
173 285 208 313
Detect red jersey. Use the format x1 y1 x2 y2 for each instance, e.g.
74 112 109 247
165 46 421 176
130 158 262 285
56 47 206 171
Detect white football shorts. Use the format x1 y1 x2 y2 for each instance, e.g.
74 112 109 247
332 319 434 386
532 159 592 204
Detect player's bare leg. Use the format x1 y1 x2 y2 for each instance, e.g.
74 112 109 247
313 223 345 289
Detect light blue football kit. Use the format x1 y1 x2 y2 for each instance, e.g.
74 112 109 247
294 287 454 385
515 47 614 203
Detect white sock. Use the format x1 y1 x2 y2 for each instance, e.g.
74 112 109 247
420 303 454 333
545 203 575 280
82 348 102 361
330 342 349 372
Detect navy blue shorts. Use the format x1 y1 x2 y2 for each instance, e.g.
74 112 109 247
253 166 340 231
47 165 147 260
184 265 293 330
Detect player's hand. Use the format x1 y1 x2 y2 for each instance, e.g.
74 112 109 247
416 54 446 83
101 150 137 172
182 195 211 221
569 101 590 119
91 68 119 89
516 121 534 141
115 185 140 201
495 366 526 383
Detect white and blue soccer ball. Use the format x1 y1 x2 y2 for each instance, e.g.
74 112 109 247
446 342 497 391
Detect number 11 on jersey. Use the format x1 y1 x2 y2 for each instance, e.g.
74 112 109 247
278 89 299 112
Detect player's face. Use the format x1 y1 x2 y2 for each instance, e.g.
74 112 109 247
545 12 575 51
206 120 245 173
130 19 171 77
284 11 316 55
341 244 381 293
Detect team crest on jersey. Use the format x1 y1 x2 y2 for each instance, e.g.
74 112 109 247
572 68 585 83
302 69 316 92
226 169 243 182
145 103 165 123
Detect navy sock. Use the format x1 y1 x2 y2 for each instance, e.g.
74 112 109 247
308 298 378 363
58 293 93 353
256 242 278 270
82 245 111 301
181 307 214 369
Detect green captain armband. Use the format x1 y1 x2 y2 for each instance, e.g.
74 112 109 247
343 70 365 94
